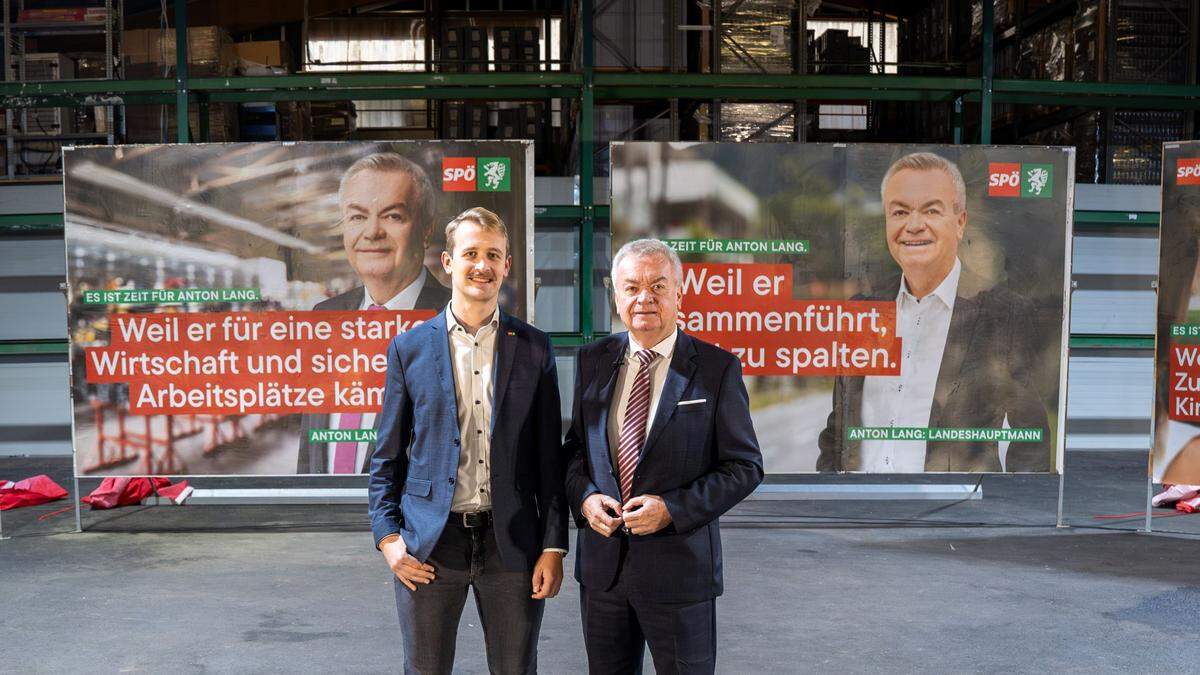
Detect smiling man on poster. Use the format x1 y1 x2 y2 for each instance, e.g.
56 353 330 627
565 239 763 674
298 153 452 474
368 207 567 674
818 151 1051 473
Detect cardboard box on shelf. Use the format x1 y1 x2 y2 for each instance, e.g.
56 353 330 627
123 26 236 76
232 41 290 71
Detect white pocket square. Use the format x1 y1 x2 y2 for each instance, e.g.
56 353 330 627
677 399 707 407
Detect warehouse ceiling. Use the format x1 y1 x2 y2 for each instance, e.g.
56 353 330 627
124 0 565 33
124 0 412 33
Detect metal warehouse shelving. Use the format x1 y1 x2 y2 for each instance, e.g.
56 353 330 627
0 0 1186 353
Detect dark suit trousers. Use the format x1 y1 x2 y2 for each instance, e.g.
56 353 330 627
580 542 717 675
393 520 543 675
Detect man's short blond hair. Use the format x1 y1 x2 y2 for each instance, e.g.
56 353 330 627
445 207 509 254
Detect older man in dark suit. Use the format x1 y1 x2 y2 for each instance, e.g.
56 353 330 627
565 238 763 674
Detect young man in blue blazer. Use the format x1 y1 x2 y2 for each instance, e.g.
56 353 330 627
369 207 567 674
565 238 764 674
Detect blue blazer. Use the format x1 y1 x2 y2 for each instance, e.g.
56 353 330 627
368 309 568 571
564 330 764 603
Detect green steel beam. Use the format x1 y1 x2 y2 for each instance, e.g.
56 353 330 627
175 0 190 143
549 334 592 347
0 78 174 95
5 73 1200 110
593 73 980 90
191 72 580 89
981 0 994 143
953 96 964 144
579 0 595 341
1 94 175 108
0 213 64 232
595 86 961 102
994 79 1200 97
1068 335 1155 349
534 205 610 220
1074 210 1159 227
0 340 68 355
206 87 576 103
986 91 1200 110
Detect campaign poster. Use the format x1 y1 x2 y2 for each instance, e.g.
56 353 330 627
610 142 1072 473
1153 141 1200 484
64 141 533 476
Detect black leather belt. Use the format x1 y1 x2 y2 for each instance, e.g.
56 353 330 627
453 510 492 528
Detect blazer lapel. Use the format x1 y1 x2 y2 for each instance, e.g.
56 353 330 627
641 330 697 458
428 311 461 427
930 276 984 426
490 313 517 436
591 336 626 494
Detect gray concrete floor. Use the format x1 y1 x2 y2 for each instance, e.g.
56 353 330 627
2 451 1199 673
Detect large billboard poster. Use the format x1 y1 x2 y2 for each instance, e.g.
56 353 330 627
611 142 1072 473
1154 141 1200 484
65 141 533 476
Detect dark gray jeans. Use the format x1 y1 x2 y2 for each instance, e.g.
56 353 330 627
394 519 543 675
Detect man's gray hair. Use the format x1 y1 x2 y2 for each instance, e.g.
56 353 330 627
611 238 683 285
880 151 967 214
338 152 435 231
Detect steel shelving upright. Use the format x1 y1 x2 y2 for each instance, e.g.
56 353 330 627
1 0 120 177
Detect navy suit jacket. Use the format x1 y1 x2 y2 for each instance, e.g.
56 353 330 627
368 308 568 571
564 330 764 603
816 270 1052 472
297 279 451 474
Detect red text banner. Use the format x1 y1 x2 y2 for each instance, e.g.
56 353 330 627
678 263 901 376
1170 343 1200 421
85 310 434 415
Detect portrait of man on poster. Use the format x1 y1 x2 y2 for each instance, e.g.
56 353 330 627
297 152 452 474
818 151 1051 473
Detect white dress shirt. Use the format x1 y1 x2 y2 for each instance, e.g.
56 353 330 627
447 303 566 555
607 329 678 467
859 259 961 473
326 269 428 474
446 303 499 513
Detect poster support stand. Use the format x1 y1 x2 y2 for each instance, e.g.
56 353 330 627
73 476 83 533
1055 471 1066 528
1141 324 1157 536
0 502 8 540
1141 475 1153 534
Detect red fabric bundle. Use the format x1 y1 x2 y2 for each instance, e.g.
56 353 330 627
82 477 190 509
0 475 69 510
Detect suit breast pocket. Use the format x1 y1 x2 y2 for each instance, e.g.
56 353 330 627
404 477 432 499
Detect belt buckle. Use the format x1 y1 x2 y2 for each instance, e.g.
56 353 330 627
461 511 489 528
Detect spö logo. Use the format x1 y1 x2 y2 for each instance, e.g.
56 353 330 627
442 157 511 192
1177 158 1200 185
987 162 1053 198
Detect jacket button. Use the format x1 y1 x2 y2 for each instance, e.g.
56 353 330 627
448 477 456 485
453 439 460 446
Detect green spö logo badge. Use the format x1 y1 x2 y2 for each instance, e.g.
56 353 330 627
987 162 1053 198
442 157 511 192
477 157 510 192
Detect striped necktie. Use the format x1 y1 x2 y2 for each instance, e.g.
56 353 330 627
617 349 659 502
330 303 387 473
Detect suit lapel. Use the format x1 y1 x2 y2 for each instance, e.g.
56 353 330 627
428 311 462 428
591 336 626 494
490 313 517 436
641 330 697 458
930 282 982 427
